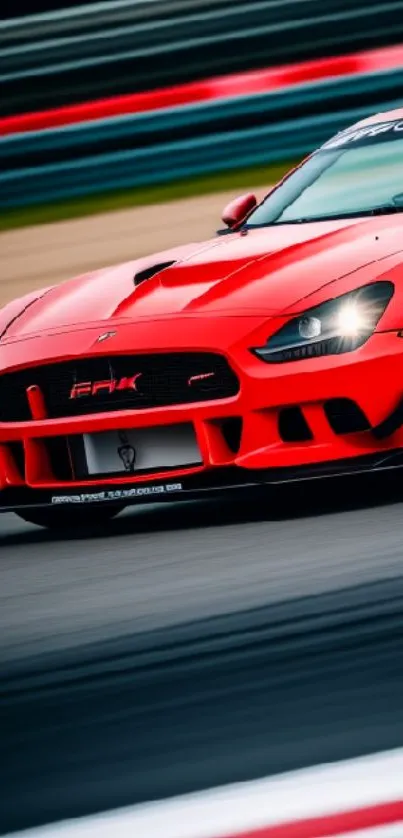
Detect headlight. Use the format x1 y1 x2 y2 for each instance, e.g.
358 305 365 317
253 281 394 363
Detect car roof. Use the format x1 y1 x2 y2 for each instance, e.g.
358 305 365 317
350 107 403 129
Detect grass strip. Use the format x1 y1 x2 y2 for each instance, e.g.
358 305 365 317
0 160 294 232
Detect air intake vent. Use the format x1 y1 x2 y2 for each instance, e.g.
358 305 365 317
134 261 175 286
278 407 313 442
7 442 25 479
220 417 243 454
46 437 74 481
324 398 370 434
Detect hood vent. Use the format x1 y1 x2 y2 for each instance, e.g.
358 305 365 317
134 260 176 287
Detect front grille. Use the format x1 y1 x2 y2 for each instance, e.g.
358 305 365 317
0 353 239 422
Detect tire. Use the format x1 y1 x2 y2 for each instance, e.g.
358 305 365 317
15 504 124 530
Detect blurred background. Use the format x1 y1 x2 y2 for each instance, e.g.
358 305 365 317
3 0 403 233
3 3 403 837
4 0 403 303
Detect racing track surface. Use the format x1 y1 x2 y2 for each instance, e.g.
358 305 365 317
2 473 403 834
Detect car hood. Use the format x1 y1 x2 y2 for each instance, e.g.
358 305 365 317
3 215 403 340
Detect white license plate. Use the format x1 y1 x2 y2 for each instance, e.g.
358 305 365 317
83 423 202 476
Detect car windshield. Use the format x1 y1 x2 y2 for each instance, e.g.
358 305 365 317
246 118 403 227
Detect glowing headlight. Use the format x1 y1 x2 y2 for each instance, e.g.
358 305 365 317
253 282 394 363
336 302 367 337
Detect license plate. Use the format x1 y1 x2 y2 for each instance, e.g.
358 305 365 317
81 423 202 476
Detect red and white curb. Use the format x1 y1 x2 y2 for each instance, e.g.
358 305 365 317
9 748 403 837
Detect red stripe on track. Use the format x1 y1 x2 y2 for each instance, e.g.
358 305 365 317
2 43 403 137
224 801 403 837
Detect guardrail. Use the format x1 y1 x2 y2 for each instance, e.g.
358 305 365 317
0 0 234 29
1 47 403 210
2 0 403 116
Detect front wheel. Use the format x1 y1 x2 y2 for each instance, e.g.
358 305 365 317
15 504 124 530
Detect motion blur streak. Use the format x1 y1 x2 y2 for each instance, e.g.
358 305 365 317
7 750 403 838
2 43 403 135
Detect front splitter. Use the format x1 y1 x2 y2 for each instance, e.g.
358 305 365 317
2 448 403 512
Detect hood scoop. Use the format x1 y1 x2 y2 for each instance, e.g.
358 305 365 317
134 260 176 286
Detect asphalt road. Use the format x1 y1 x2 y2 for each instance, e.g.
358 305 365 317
1 475 403 665
1 474 403 834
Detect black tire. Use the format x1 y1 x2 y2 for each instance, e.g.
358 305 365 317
15 504 124 530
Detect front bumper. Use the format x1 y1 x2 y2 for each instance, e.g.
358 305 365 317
1 328 403 511
2 449 403 512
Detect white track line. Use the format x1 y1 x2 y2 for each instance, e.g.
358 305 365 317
9 747 403 837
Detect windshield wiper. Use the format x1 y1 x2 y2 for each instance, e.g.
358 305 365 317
253 204 403 226
245 196 403 229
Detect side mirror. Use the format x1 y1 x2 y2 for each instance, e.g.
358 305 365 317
221 193 257 229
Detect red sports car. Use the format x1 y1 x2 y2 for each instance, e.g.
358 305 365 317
2 107 403 529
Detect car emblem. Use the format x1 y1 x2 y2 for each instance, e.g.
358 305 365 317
70 374 142 399
97 331 116 343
